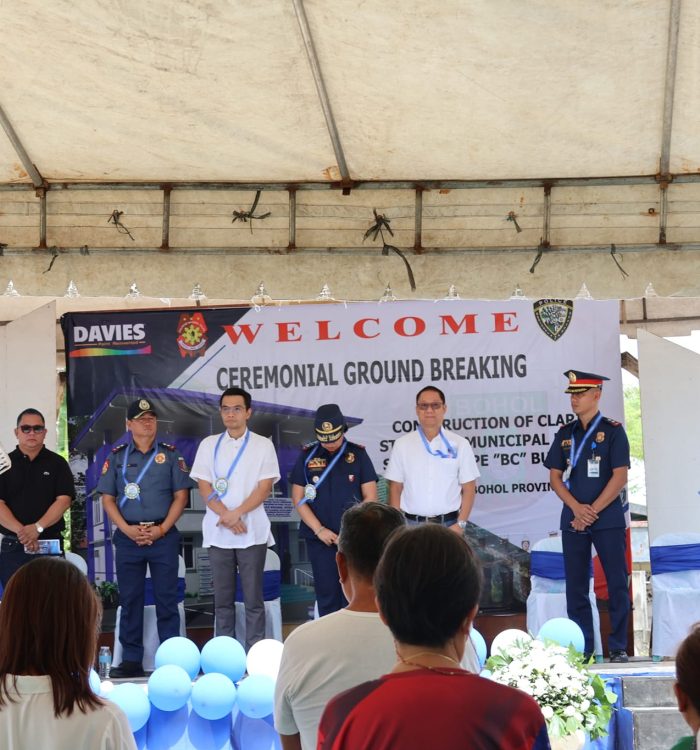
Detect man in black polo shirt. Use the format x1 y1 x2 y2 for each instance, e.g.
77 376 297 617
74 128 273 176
0 408 74 587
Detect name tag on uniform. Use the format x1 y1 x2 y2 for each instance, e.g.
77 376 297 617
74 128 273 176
587 459 600 478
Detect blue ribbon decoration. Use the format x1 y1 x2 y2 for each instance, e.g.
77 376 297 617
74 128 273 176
207 429 251 502
297 441 348 508
650 543 700 574
530 550 593 579
119 441 159 508
417 426 457 459
565 412 604 489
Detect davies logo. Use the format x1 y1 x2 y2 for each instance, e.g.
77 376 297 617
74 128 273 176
69 323 151 358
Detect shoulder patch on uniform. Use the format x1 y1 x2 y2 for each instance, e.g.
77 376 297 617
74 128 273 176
160 442 177 451
603 417 621 427
111 443 127 454
177 457 189 473
101 458 110 474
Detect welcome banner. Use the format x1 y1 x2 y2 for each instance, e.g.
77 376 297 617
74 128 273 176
64 298 621 604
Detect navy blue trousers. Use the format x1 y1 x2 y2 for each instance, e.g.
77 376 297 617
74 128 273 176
562 527 630 655
306 537 347 617
113 527 180 663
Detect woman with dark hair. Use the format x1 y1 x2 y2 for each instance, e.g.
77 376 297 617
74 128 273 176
0 557 136 749
671 623 700 750
318 524 550 750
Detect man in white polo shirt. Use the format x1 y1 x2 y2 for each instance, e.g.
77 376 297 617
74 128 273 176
190 387 280 649
385 385 479 532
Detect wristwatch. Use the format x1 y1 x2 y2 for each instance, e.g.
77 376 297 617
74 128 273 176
35 523 44 534
457 520 467 530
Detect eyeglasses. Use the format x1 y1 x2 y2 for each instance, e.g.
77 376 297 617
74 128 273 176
19 425 46 433
416 402 444 411
220 405 247 414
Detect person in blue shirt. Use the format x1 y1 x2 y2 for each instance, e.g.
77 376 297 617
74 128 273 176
289 404 378 617
97 398 193 678
544 370 631 663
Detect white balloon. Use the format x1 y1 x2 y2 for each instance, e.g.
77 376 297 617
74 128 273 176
490 628 531 657
100 680 115 695
246 639 284 681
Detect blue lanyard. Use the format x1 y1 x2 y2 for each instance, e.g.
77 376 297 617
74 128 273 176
208 429 251 500
566 413 603 488
298 441 348 507
119 441 158 508
418 426 457 459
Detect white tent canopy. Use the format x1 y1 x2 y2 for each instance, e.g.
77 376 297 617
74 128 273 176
0 1 699 304
1 0 696 182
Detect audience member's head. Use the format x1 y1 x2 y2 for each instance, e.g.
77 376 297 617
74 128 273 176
0 557 102 717
375 523 481 648
674 622 700 735
337 501 405 580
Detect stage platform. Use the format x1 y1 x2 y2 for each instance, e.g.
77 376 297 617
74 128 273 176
589 659 686 750
104 656 687 750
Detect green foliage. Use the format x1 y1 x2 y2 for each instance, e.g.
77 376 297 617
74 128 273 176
623 386 644 460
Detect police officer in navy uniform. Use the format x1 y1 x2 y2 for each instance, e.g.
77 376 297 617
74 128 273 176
544 370 631 663
289 405 378 616
97 398 193 678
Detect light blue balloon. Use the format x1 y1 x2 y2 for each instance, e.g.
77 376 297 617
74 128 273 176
88 669 101 695
537 617 585 652
148 664 192 712
187 710 233 750
201 636 247 683
191 673 237 721
107 682 151 732
146 705 190 750
155 636 201 680
237 675 275 720
238 714 279 750
469 628 487 668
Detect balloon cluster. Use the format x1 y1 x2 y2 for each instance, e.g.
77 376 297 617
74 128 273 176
471 616 587 678
93 635 284 749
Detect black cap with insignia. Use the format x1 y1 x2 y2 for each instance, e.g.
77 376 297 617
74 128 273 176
314 404 347 443
564 370 610 394
127 398 158 420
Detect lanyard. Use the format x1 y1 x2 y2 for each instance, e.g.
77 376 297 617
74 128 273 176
119 441 158 508
418 426 457 459
298 440 348 507
208 429 251 501
566 412 603 488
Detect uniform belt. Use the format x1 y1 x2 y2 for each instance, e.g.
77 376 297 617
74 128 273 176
403 510 459 524
127 518 166 526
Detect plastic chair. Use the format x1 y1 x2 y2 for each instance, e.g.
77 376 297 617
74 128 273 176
112 555 187 670
64 550 88 575
234 548 282 643
526 535 603 657
651 532 700 659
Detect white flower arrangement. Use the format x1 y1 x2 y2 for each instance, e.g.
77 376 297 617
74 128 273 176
486 637 618 740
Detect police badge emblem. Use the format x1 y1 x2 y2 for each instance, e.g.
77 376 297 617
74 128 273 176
533 299 574 341
155 452 166 464
139 399 150 411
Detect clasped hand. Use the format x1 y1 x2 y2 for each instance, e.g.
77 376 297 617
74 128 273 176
217 508 247 534
570 502 598 531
